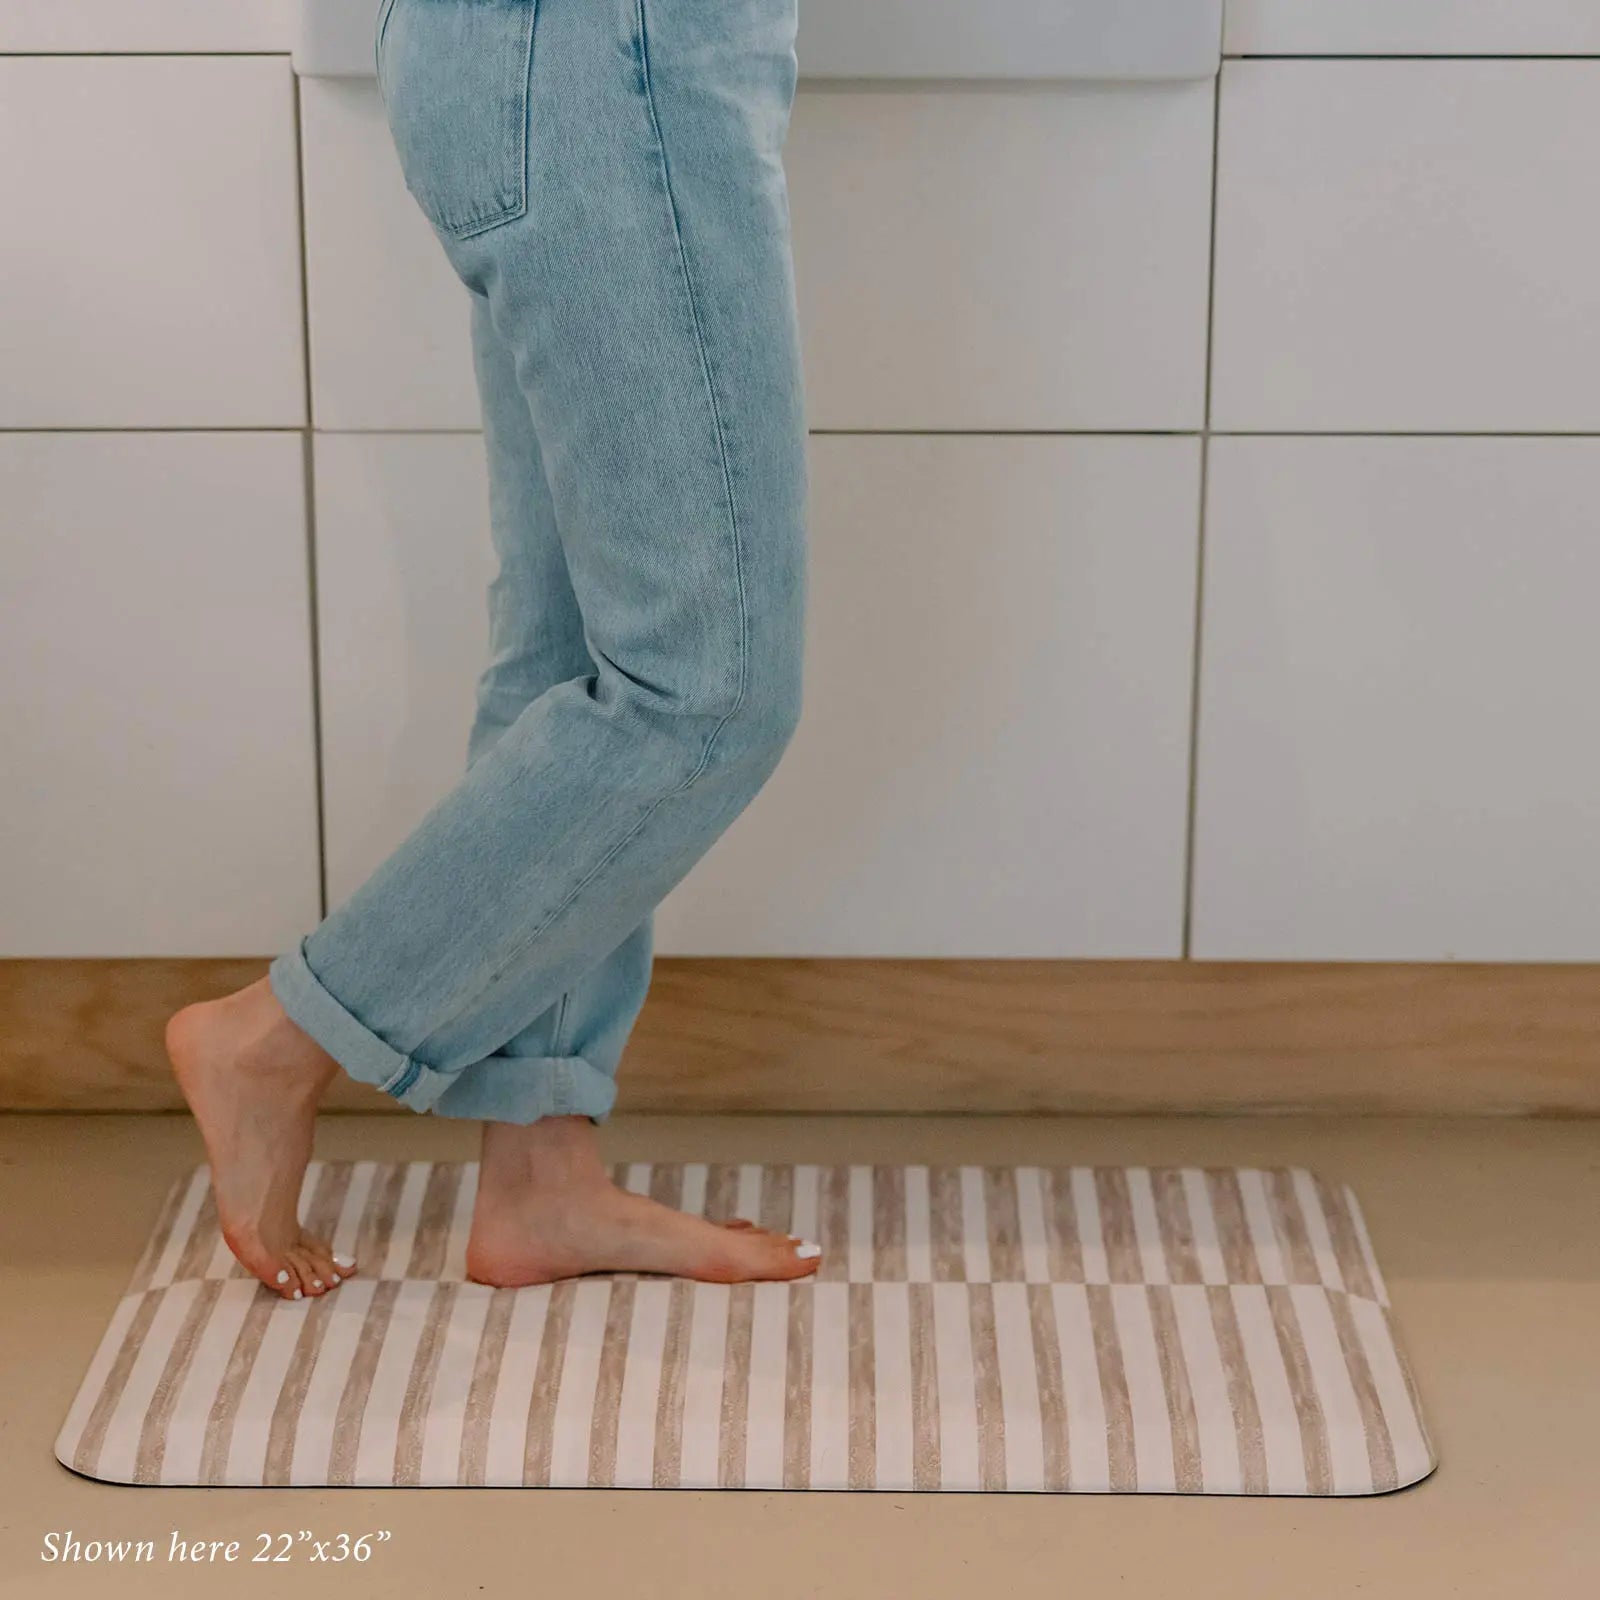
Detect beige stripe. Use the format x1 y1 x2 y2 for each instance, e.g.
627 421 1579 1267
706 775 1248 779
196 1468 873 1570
126 1173 192 1295
1153 1170 1203 1284
982 1168 1024 1283
909 1280 941 1490
305 1162 355 1248
198 1290 278 1484
1146 1287 1204 1491
131 1279 223 1483
718 1283 755 1487
702 1162 738 1223
1266 1284 1333 1493
393 1281 460 1485
846 1281 876 1489
457 1287 516 1485
171 1185 221 1284
404 1163 464 1280
872 1165 906 1280
1311 1174 1378 1301
1328 1291 1398 1491
1041 1168 1084 1282
1205 1170 1264 1283
649 1162 684 1211
523 1280 576 1485
262 1293 339 1487
782 1280 813 1488
588 1280 637 1486
1025 1283 1069 1489
815 1165 851 1282
652 1278 694 1487
1267 1170 1321 1286
967 1284 1006 1489
1094 1169 1143 1284
354 1162 409 1275
760 1163 795 1236
929 1166 966 1282
324 1278 401 1485
72 1291 165 1475
1086 1284 1137 1490
1204 1284 1268 1493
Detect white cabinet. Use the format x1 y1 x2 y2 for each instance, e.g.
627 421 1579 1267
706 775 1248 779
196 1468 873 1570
0 434 321 957
0 2 291 51
299 80 1214 432
0 57 305 429
314 433 1200 957
1192 437 1600 962
1211 60 1600 432
1225 1 1600 57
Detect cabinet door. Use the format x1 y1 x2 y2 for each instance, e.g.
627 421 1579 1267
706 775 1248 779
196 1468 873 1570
0 1 291 50
299 80 1213 432
0 57 304 428
1193 437 1600 962
314 433 1199 956
1212 61 1600 432
658 435 1201 956
0 434 320 956
1225 1 1600 56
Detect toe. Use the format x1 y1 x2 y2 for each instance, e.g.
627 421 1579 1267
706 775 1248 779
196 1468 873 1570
282 1247 320 1298
300 1234 338 1292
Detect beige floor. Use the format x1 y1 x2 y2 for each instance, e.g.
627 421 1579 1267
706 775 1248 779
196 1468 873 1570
2 1112 1595 1598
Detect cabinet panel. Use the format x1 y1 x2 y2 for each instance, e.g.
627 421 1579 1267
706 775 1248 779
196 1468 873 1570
316 433 1200 956
1225 1 1600 56
1194 438 1600 961
300 81 1213 432
1212 61 1600 432
0 434 320 956
0 2 291 51
0 57 304 428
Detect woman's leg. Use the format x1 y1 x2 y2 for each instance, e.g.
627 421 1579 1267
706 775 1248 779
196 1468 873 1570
170 0 814 1294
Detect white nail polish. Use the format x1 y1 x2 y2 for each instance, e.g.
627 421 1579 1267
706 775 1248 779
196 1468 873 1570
330 1273 341 1285
795 1240 822 1259
275 1269 290 1285
312 1280 323 1290
334 1253 354 1269
292 1288 304 1300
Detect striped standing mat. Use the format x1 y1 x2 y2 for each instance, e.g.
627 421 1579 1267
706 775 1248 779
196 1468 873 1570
57 1160 1434 1494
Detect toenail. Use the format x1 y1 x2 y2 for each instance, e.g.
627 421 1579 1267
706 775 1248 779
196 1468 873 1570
330 1273 341 1285
275 1269 290 1285
312 1279 323 1290
292 1288 304 1300
795 1240 822 1259
334 1253 354 1268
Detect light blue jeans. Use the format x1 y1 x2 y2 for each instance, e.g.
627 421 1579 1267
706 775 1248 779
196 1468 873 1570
267 0 807 1124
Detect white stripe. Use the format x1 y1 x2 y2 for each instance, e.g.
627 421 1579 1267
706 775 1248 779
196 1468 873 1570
380 1162 433 1279
330 1160 377 1265
789 1164 819 1247
1236 1170 1288 1285
439 1166 479 1282
1125 1168 1171 1285
1292 1170 1344 1292
286 1277 378 1485
482 1286 551 1484
848 1166 875 1282
1180 1169 1229 1285
871 1283 914 1490
1014 1167 1050 1284
735 1162 763 1222
1168 1284 1242 1494
545 1279 612 1486
1109 1285 1174 1491
417 1286 493 1484
679 1163 708 1218
990 1281 1044 1491
610 1281 672 1488
159 1282 256 1484
1071 1169 1109 1284
959 1167 990 1283
807 1281 850 1488
148 1170 209 1290
53 1292 144 1470
225 1298 310 1485
902 1165 932 1282
1289 1285 1369 1492
677 1281 729 1488
1228 1284 1306 1493
930 1281 979 1488
93 1279 204 1481
346 1280 433 1484
1349 1295 1432 1485
1049 1285 1110 1490
743 1282 791 1487
624 1162 652 1196
1344 1188 1391 1306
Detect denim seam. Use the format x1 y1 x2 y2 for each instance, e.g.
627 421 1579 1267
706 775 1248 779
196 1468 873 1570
548 989 572 1057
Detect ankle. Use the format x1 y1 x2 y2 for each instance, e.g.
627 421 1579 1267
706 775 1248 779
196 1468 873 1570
480 1116 608 1195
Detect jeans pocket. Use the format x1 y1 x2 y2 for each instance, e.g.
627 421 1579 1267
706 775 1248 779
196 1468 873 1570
376 0 538 242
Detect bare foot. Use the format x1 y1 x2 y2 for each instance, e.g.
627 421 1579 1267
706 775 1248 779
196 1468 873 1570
466 1117 822 1287
165 976 353 1300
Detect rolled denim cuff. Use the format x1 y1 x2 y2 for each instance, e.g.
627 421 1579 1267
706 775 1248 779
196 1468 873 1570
429 1052 619 1124
267 937 452 1114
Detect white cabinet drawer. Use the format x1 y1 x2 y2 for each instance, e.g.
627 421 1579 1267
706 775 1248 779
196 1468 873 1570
316 433 1200 956
0 2 292 51
0 58 305 429
301 80 1213 432
1225 1 1600 57
1193 437 1600 962
0 434 320 957
1212 61 1600 433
